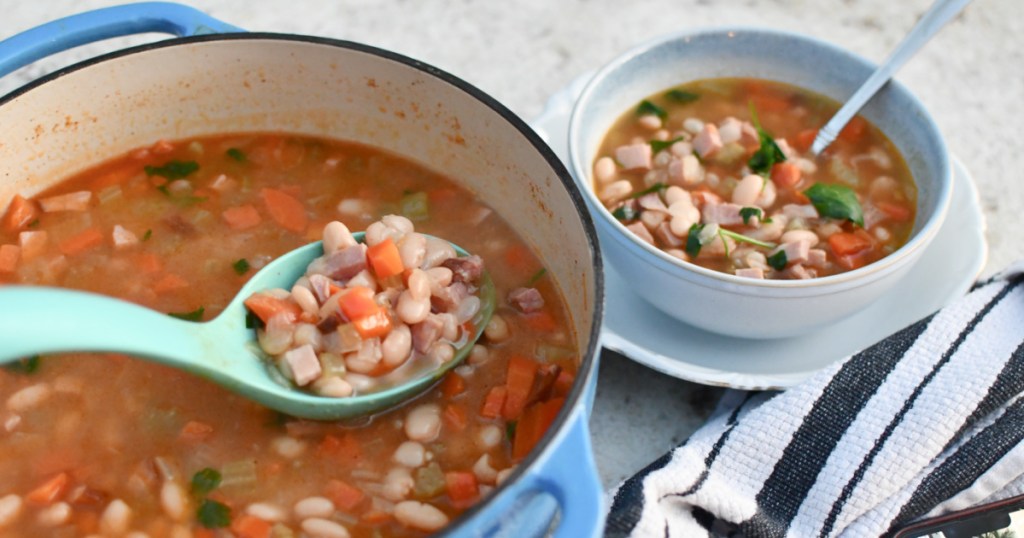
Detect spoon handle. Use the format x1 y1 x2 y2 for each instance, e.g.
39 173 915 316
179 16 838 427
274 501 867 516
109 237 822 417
810 0 972 155
0 286 207 367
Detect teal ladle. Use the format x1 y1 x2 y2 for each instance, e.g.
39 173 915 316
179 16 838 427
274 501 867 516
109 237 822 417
0 232 496 420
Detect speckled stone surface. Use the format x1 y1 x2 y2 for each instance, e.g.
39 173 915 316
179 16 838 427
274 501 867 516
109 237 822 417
4 0 1021 490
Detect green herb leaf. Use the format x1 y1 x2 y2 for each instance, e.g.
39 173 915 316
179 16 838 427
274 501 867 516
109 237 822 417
628 182 667 200
718 228 777 249
767 250 788 271
4 355 41 374
142 229 152 241
526 268 547 286
747 102 786 176
739 207 763 225
665 89 700 104
191 468 222 495
168 307 205 322
196 499 231 528
636 100 667 120
803 183 864 226
245 311 260 330
226 148 246 162
400 191 429 221
27 219 40 228
611 204 638 222
685 223 705 258
506 421 517 441
649 136 685 154
232 258 250 276
144 160 199 180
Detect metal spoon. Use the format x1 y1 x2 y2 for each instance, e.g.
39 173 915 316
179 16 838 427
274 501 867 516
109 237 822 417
0 232 495 420
810 0 972 155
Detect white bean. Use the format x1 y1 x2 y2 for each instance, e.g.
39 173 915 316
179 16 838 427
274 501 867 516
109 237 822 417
438 313 459 342
100 499 132 535
600 180 632 203
394 501 449 532
780 229 820 247
160 482 188 521
683 118 705 134
422 237 456 269
405 404 441 442
323 221 357 253
874 227 892 242
425 267 453 293
483 315 510 343
473 454 499 485
393 441 426 468
294 496 335 519
664 186 691 206
314 376 354 398
382 215 414 235
638 114 662 130
428 343 455 365
756 179 777 208
246 502 287 522
454 296 481 324
37 502 71 527
6 383 51 412
364 221 391 246
272 436 307 459
396 291 430 325
301 517 351 538
496 468 514 485
382 325 413 369
293 323 324 351
468 344 490 365
398 233 427 270
382 467 415 501
258 314 295 355
476 424 503 450
732 174 763 207
407 268 430 301
594 156 617 185
292 285 319 314
0 494 23 529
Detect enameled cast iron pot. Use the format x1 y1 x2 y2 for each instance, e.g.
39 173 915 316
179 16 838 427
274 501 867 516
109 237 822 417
0 3 605 536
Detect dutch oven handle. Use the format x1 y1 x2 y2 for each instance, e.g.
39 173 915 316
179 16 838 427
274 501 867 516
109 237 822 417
0 2 243 79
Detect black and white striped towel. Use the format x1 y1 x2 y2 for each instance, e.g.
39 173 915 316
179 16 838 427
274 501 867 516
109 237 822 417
605 261 1024 537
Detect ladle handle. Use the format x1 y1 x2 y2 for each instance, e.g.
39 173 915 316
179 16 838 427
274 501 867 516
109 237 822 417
0 286 208 368
810 0 972 154
0 2 243 80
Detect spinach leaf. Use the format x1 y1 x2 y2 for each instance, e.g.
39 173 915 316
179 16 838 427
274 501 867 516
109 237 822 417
767 250 788 271
739 207 763 225
232 258 250 275
665 89 700 104
168 307 205 322
196 499 230 528
612 205 638 221
144 160 199 180
803 183 864 226
191 468 222 495
5 355 41 374
649 136 684 154
636 100 667 120
628 182 667 200
685 223 706 258
747 102 786 176
226 148 246 162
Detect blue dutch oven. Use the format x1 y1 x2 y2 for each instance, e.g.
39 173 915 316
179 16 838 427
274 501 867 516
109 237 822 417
0 3 605 537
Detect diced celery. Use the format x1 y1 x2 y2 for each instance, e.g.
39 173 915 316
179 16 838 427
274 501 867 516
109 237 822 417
337 324 361 354
219 459 257 489
712 143 746 165
188 141 204 155
535 343 574 363
319 352 346 377
400 191 429 221
414 462 445 498
97 185 123 205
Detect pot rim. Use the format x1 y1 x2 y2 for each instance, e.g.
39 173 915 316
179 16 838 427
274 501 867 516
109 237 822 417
1 31 606 534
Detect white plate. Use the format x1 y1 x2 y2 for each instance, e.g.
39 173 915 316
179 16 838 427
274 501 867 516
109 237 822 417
530 75 988 390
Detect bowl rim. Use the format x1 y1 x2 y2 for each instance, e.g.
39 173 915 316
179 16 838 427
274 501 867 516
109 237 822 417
567 25 953 290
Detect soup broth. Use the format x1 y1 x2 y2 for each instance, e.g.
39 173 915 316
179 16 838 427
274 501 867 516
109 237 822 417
0 134 576 537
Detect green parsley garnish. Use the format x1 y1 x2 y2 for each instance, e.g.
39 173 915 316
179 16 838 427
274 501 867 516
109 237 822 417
526 268 547 286
649 136 685 154
506 421 517 441
232 258 251 275
665 89 700 104
739 207 763 225
612 205 639 222
168 307 205 322
718 228 776 249
27 219 40 228
686 223 777 258
196 499 231 528
191 468 222 495
747 102 786 176
628 182 667 200
636 100 667 120
685 223 706 258
4 355 41 374
803 183 865 227
767 250 788 271
144 160 199 180
226 148 246 162
142 229 152 241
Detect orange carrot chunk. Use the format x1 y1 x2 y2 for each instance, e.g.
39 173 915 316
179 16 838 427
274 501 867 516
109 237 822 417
244 294 302 324
828 231 873 257
26 472 70 505
876 201 913 222
511 398 564 461
503 356 540 420
153 273 189 294
480 386 507 419
2 195 40 233
792 129 818 153
58 228 104 256
230 515 272 538
352 309 392 339
838 115 867 143
260 187 307 233
325 479 365 511
770 162 802 189
443 403 468 432
367 238 404 279
445 471 479 507
221 205 262 230
439 372 466 397
338 286 380 320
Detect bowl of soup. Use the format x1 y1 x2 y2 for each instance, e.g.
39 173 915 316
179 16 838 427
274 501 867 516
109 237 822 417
567 27 952 339
0 4 604 537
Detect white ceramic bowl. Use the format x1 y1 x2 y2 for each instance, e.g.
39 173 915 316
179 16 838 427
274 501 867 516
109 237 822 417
568 27 952 339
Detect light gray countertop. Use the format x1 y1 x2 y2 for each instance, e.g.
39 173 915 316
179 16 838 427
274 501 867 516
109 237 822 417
4 0 1022 490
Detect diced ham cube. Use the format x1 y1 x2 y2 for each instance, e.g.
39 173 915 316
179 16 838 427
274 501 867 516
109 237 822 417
282 344 321 386
432 282 468 311
637 193 668 213
787 264 815 280
693 123 723 158
701 202 745 226
782 204 819 220
442 255 484 285
626 221 655 246
38 191 92 213
111 225 139 250
18 231 48 261
718 117 743 144
308 274 334 304
735 267 764 279
508 287 544 314
807 248 828 267
740 122 760 149
773 239 812 265
654 222 685 248
615 143 652 171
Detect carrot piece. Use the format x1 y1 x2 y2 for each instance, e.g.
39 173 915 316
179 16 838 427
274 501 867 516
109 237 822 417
512 398 564 461
828 231 872 257
231 514 272 538
443 403 468 432
2 195 40 233
260 188 307 233
838 115 867 143
367 238 404 279
244 293 302 324
752 95 789 114
352 309 392 339
153 273 189 294
318 433 363 462
324 479 365 511
18 231 48 261
179 420 214 443
770 162 802 189
480 386 507 419
876 201 913 222
503 243 536 273
503 356 540 420
338 286 380 320
89 162 139 190
27 472 70 505
58 228 104 256
0 244 20 274
552 370 575 398
445 471 479 507
133 252 163 274
193 529 216 538
439 372 466 397
362 510 392 525
523 310 558 333
221 205 262 230
792 129 818 153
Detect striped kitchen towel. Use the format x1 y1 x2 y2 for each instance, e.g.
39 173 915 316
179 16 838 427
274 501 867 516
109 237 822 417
605 261 1024 538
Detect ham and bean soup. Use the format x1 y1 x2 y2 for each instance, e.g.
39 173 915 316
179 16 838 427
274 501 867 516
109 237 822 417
594 77 917 279
0 134 575 537
245 217 491 397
